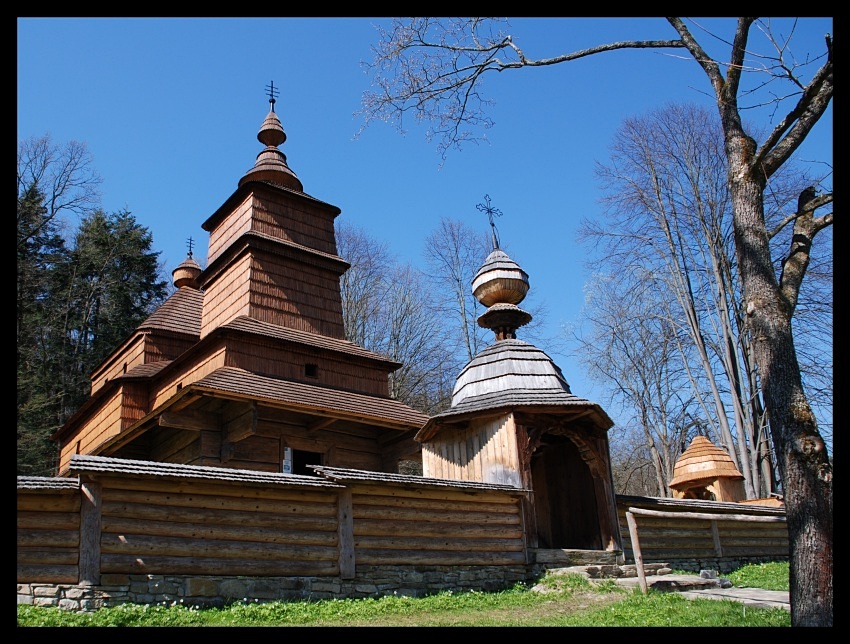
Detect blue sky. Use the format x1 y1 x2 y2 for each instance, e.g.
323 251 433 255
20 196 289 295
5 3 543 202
17 17 833 422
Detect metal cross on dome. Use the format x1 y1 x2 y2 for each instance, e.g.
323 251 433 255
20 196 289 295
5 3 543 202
476 194 503 250
266 80 280 111
186 237 195 259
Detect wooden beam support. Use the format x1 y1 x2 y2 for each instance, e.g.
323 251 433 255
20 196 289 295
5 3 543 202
307 417 337 433
158 409 219 432
223 402 258 443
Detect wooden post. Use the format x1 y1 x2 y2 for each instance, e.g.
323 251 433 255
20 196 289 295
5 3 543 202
79 477 102 586
337 488 355 579
625 510 647 594
710 520 723 557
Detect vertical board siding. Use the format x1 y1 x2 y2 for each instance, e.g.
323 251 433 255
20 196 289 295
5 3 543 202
422 415 522 487
58 390 125 474
149 346 227 409
17 490 81 584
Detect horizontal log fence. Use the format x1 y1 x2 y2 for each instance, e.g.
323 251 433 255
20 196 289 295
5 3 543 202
625 506 787 593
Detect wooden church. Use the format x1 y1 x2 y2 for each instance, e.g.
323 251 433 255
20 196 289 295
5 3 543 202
50 85 622 555
51 89 430 478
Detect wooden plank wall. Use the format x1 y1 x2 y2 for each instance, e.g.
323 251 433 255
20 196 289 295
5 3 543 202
349 483 526 566
17 489 81 584
615 497 788 563
422 415 522 487
96 475 341 577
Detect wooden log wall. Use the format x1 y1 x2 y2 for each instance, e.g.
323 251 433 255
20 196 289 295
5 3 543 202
17 486 81 584
95 475 341 577
615 496 788 563
349 483 527 566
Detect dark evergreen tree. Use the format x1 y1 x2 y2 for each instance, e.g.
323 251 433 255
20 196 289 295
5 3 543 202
17 183 69 475
58 210 169 420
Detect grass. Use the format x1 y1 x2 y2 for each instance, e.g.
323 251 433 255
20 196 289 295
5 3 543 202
17 561 790 627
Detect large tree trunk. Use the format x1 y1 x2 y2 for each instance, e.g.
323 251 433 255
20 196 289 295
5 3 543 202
728 160 833 626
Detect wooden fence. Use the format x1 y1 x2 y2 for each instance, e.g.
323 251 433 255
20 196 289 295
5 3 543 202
17 456 528 586
18 461 789 590
615 494 788 571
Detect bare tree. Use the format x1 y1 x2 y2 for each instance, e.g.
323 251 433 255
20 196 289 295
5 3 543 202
17 134 102 249
423 217 491 362
579 103 825 500
336 220 394 348
336 221 457 414
574 271 701 497
359 18 833 625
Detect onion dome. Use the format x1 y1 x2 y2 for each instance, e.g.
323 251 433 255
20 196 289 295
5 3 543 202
472 248 529 306
238 92 303 192
171 253 203 289
669 436 744 489
473 248 532 341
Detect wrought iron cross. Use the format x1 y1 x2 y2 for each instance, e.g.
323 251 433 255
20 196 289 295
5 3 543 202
266 81 280 111
476 194 503 249
186 237 195 259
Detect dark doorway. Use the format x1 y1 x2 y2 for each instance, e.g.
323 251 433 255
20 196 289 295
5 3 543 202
531 436 601 549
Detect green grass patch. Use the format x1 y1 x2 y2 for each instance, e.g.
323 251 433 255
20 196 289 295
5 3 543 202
17 563 791 627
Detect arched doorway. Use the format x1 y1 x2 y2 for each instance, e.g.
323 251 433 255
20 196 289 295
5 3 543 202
530 435 602 549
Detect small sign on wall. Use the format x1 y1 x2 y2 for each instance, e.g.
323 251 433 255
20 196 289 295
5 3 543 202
283 446 292 474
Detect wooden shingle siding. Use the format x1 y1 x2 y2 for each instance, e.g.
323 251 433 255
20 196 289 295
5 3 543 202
225 336 389 397
200 254 253 336
246 254 345 338
249 190 339 256
91 337 146 393
206 194 254 264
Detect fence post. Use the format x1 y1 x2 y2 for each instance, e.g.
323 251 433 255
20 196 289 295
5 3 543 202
337 488 355 579
625 510 647 594
79 477 102 585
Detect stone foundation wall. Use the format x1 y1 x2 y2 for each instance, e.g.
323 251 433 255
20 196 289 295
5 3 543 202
655 555 788 574
17 565 530 612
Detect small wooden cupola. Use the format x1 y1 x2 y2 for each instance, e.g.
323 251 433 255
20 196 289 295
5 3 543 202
669 436 746 502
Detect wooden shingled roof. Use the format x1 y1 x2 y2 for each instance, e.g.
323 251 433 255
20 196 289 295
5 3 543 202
192 366 429 429
311 465 529 493
669 436 744 487
137 286 203 336
67 454 343 489
220 316 401 366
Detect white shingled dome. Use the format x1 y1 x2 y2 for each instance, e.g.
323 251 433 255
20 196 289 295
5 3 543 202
451 339 571 407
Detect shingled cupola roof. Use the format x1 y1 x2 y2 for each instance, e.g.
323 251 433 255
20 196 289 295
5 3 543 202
669 436 744 488
238 81 303 192
171 249 203 290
